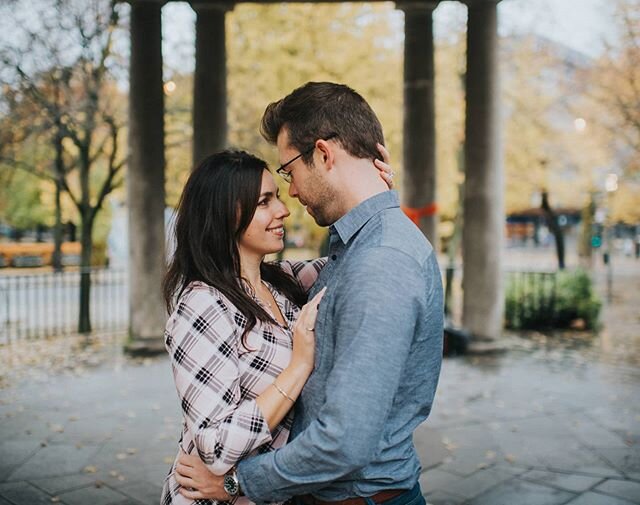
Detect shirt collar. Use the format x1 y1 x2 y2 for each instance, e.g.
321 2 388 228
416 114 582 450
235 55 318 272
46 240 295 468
330 190 400 245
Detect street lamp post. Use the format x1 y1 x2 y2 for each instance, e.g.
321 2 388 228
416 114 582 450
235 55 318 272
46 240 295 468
605 173 618 303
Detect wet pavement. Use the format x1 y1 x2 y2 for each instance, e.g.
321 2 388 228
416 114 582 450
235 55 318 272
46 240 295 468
0 254 639 505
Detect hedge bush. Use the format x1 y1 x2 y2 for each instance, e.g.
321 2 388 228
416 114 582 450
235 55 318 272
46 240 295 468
505 269 601 330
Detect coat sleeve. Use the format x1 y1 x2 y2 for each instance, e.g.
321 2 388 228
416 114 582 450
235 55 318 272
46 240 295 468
277 258 327 292
166 287 273 475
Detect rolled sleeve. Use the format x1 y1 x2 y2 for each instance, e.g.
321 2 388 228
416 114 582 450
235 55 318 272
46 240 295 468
238 248 425 501
169 289 272 476
277 258 327 292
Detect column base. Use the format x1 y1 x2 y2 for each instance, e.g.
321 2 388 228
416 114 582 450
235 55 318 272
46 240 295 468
124 337 166 357
465 340 508 356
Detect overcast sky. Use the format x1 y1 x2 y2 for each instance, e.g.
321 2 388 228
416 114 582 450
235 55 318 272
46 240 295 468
161 0 619 73
497 0 616 56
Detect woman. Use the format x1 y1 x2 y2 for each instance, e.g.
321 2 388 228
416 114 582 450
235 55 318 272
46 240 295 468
161 148 392 505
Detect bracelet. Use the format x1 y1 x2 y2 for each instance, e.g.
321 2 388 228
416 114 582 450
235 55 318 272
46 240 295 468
272 381 295 403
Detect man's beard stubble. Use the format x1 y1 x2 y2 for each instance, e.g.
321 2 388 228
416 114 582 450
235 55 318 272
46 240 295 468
306 175 340 228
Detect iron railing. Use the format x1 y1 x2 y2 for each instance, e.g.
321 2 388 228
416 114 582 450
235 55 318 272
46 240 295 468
442 266 560 329
0 268 127 343
504 270 558 329
0 267 571 342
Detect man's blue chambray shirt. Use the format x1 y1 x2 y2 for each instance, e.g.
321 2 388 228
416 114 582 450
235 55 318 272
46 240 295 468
237 190 444 503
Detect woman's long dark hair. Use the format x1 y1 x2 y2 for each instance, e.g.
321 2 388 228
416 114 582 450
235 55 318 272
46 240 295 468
163 150 307 341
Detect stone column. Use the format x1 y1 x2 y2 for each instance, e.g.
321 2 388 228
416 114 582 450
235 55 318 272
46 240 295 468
462 0 504 341
127 0 167 355
192 2 232 166
397 1 439 248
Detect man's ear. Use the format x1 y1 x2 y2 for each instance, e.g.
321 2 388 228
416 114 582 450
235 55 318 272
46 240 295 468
315 139 335 171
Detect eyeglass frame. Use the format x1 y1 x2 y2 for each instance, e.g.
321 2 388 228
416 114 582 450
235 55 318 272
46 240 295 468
275 133 338 183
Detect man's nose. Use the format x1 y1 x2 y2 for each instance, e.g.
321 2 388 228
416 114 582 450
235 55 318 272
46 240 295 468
288 182 298 199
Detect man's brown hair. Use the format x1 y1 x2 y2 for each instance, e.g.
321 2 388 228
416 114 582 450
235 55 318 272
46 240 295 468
261 82 385 165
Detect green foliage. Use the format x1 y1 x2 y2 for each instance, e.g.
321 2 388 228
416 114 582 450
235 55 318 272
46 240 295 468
505 269 601 331
225 3 403 252
0 170 50 229
587 0 640 177
554 269 602 330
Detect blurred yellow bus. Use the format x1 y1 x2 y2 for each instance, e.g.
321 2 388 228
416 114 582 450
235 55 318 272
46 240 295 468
0 242 81 268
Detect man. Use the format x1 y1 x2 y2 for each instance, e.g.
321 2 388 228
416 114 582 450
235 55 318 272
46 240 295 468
176 82 443 505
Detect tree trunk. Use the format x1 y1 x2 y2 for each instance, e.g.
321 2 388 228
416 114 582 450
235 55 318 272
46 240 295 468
77 141 93 334
52 180 63 273
52 133 64 273
445 147 465 319
541 191 565 270
578 194 596 267
52 121 65 273
78 214 93 334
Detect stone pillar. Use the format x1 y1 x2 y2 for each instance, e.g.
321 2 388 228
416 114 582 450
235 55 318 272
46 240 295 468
192 2 232 166
462 0 504 340
398 1 439 248
127 0 167 355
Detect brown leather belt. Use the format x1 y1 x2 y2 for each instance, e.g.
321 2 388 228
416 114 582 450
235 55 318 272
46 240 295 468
299 489 406 505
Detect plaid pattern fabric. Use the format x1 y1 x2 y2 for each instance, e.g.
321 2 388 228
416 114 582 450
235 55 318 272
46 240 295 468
161 259 326 505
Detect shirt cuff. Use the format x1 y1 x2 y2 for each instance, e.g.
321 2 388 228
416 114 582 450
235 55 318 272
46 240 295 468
236 451 277 504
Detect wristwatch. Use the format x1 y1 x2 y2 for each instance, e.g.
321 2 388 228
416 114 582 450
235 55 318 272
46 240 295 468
223 468 241 497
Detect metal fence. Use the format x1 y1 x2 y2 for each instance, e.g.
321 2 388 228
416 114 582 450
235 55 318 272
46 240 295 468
0 267 566 342
442 266 560 329
0 268 128 343
504 270 558 329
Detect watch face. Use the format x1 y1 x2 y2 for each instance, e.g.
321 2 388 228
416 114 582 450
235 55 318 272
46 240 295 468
224 473 239 496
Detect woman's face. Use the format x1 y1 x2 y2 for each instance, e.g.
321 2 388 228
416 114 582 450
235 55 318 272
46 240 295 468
238 170 290 258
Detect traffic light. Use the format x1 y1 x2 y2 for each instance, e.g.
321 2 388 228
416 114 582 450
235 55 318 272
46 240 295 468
591 224 602 249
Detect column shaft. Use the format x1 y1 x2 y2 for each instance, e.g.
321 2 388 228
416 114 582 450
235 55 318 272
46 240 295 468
127 1 167 354
400 2 438 247
193 3 229 166
462 0 504 339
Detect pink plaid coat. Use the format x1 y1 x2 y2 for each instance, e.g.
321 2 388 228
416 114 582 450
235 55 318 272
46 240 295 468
161 259 325 505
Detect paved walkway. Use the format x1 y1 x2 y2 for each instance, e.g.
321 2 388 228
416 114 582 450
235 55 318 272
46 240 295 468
1 336 638 505
1 255 639 505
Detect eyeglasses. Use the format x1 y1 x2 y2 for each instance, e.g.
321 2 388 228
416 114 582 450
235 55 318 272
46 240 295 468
276 133 337 183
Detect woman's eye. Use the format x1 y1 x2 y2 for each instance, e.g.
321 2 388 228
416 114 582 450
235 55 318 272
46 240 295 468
258 199 268 206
